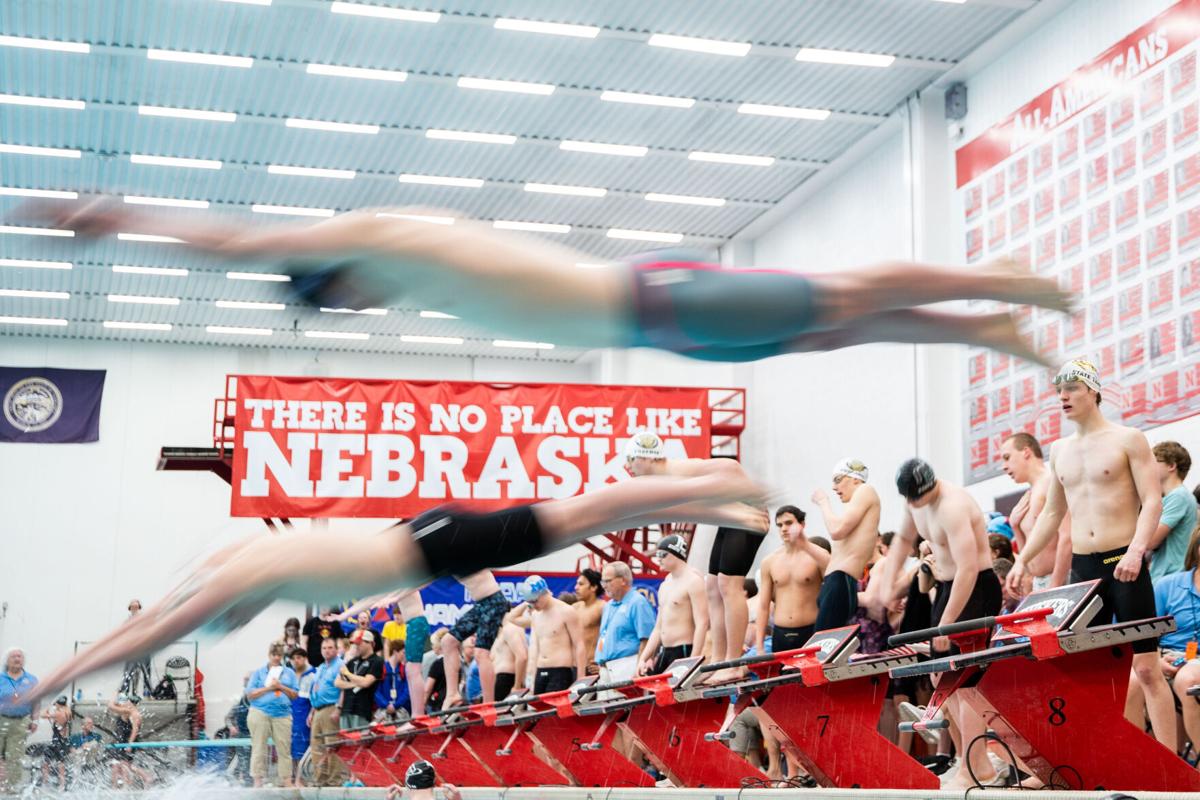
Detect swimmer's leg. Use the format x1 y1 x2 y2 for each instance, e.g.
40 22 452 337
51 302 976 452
685 309 1048 367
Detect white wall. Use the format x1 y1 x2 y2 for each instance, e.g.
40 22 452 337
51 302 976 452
0 337 595 733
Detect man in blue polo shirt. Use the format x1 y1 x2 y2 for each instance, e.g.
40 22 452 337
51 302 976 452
0 647 39 793
595 562 657 686
306 638 345 786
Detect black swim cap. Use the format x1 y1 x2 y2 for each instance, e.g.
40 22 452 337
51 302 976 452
404 759 436 790
895 458 937 500
655 534 688 561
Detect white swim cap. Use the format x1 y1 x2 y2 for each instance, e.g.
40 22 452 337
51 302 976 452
833 457 868 483
1054 359 1101 392
624 431 666 461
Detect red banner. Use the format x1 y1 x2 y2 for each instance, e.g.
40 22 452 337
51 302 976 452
956 0 1198 188
229 375 715 519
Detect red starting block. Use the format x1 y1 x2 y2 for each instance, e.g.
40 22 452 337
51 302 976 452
890 580 1200 792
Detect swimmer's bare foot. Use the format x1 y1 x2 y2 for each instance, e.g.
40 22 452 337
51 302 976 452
977 257 1075 314
974 312 1052 368
702 666 746 685
441 694 463 711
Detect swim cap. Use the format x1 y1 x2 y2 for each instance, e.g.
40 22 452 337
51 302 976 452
832 457 869 483
986 511 1014 540
624 431 666 461
1053 359 1101 392
404 760 436 790
520 575 550 603
655 534 688 561
895 458 937 501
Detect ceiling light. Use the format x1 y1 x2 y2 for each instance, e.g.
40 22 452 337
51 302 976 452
0 143 81 159
688 151 774 166
0 258 72 270
560 140 647 157
493 18 599 38
0 315 68 326
0 94 84 110
0 35 89 54
0 289 69 300
104 321 173 331
147 48 253 68
207 325 272 336
575 262 609 269
219 0 273 5
419 310 459 319
599 90 695 109
426 129 517 145
398 174 484 188
493 221 571 233
131 153 222 169
330 2 440 23
108 294 181 305
215 300 286 310
607 228 684 243
647 33 751 57
251 204 335 217
305 63 408 82
377 212 455 225
227 271 291 282
320 307 388 316
524 183 606 198
930 0 968 4
402 334 464 344
0 225 74 237
493 339 554 350
0 187 78 199
795 48 895 67
117 233 184 243
124 195 210 209
138 105 237 122
645 192 726 207
113 264 189 277
305 330 371 340
268 164 356 180
737 103 831 121
457 77 556 96
286 118 379 135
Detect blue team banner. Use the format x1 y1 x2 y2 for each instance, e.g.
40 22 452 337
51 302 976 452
0 367 106 443
421 572 664 631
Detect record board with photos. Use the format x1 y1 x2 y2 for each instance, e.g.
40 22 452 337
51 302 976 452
956 0 1200 483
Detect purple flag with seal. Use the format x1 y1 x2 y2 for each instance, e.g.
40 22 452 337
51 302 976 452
0 367 106 443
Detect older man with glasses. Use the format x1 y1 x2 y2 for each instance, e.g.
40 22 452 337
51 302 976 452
595 563 657 687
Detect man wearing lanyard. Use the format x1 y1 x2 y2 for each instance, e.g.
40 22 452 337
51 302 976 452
376 646 410 721
595 562 657 686
305 638 344 786
0 647 39 793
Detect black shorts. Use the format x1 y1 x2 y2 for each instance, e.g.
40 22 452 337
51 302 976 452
814 570 859 632
448 591 511 650
652 644 692 675
771 623 815 652
407 504 546 580
533 667 576 694
930 568 1003 630
708 527 766 576
493 671 516 701
1071 547 1159 654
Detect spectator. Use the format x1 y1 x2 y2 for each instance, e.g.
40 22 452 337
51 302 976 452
120 600 153 697
376 646 410 721
301 609 344 667
595 562 656 685
462 637 482 704
335 630 383 729
40 696 70 790
245 642 299 788
225 674 252 786
573 569 605 676
989 534 1014 563
107 695 153 789
381 606 407 660
1152 525 1200 750
1149 441 1197 581
289 648 315 781
808 536 832 553
0 646 39 794
307 638 345 787
423 636 449 714
280 618 302 652
68 716 103 785
992 558 1027 614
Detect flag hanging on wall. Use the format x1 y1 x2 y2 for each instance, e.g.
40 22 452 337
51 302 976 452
0 367 106 443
